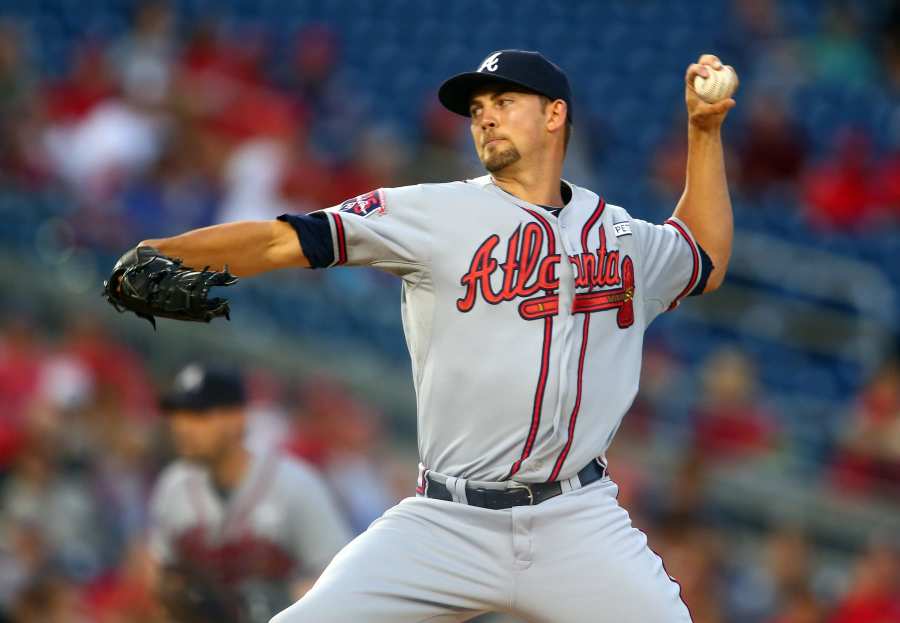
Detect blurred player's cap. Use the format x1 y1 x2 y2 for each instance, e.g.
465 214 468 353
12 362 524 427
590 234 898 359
439 50 573 123
160 363 246 413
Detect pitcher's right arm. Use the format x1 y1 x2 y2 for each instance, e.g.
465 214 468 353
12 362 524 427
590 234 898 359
140 219 309 277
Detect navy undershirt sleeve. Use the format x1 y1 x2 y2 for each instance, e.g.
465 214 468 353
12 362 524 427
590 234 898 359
689 243 714 296
277 212 335 269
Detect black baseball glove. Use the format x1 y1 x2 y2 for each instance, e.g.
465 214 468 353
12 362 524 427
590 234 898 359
103 246 238 329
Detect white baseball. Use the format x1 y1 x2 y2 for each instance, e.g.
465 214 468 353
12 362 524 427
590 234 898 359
692 66 737 104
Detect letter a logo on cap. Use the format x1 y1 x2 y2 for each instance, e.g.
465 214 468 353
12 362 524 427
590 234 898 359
478 52 501 73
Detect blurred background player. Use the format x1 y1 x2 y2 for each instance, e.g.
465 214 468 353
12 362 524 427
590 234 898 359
148 363 351 623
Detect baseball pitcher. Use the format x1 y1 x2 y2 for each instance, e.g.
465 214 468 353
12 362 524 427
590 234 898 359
109 50 737 622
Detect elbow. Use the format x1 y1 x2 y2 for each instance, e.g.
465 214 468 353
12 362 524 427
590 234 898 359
702 256 730 293
704 270 726 293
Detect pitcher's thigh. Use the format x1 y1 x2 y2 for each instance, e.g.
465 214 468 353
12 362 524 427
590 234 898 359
518 488 692 622
524 537 691 622
271 502 504 623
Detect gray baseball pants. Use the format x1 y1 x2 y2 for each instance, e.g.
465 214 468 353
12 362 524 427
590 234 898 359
270 477 691 622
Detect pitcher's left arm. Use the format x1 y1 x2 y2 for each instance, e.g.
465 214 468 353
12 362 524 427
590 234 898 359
672 53 738 293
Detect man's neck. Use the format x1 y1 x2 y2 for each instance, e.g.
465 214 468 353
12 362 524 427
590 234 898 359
490 159 566 208
211 445 251 494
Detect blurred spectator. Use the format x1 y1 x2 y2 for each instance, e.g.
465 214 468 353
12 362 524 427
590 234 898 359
649 121 687 200
42 38 169 247
830 540 900 623
652 519 725 623
0 319 44 466
406 102 473 184
801 130 883 231
280 24 368 164
803 3 877 89
767 588 826 623
286 377 397 533
119 125 220 241
627 342 691 440
831 358 900 496
735 95 807 197
42 42 115 125
882 2 900 92
9 575 89 623
729 526 818 623
692 349 778 462
872 150 900 218
1 429 107 581
82 541 160 623
642 451 718 529
57 319 155 418
0 523 51 614
0 21 44 187
108 1 178 108
328 125 410 204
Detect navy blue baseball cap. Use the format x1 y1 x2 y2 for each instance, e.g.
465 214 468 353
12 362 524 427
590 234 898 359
160 363 246 413
439 50 574 123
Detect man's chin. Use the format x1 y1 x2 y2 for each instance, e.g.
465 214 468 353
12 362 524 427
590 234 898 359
483 150 521 173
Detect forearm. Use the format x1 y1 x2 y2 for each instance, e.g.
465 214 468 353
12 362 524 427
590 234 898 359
141 220 309 277
673 125 733 290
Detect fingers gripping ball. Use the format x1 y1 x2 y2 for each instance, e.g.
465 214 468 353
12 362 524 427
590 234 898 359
692 66 737 103
103 246 238 329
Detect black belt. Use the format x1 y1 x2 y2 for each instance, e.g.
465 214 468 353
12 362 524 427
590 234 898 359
423 459 606 510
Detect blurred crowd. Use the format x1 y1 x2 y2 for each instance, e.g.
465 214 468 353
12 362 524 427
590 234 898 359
0 1 897 246
0 317 407 622
1 316 898 622
0 1 476 251
651 0 900 232
0 0 899 622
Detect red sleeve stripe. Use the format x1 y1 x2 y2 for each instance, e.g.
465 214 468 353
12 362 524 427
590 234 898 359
664 219 699 310
331 212 347 266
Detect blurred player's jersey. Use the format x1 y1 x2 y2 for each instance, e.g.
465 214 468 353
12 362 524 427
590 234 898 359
311 176 702 483
149 451 351 622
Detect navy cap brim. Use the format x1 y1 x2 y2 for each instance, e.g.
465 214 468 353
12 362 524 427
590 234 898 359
438 72 542 118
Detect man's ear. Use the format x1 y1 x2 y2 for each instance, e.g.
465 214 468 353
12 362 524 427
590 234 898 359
547 99 568 132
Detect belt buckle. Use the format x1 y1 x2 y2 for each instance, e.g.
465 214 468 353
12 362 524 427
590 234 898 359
507 482 535 505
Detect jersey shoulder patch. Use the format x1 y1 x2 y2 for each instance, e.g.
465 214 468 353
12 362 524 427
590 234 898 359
339 189 386 218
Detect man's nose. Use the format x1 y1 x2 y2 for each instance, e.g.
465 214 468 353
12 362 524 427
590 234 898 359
479 109 498 130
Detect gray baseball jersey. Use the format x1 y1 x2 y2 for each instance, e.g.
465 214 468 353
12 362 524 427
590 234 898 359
306 175 701 483
148 450 351 621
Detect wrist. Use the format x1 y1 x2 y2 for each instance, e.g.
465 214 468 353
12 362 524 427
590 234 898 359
687 122 722 138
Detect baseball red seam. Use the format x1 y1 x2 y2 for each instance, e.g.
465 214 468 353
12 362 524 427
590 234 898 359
664 219 698 310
